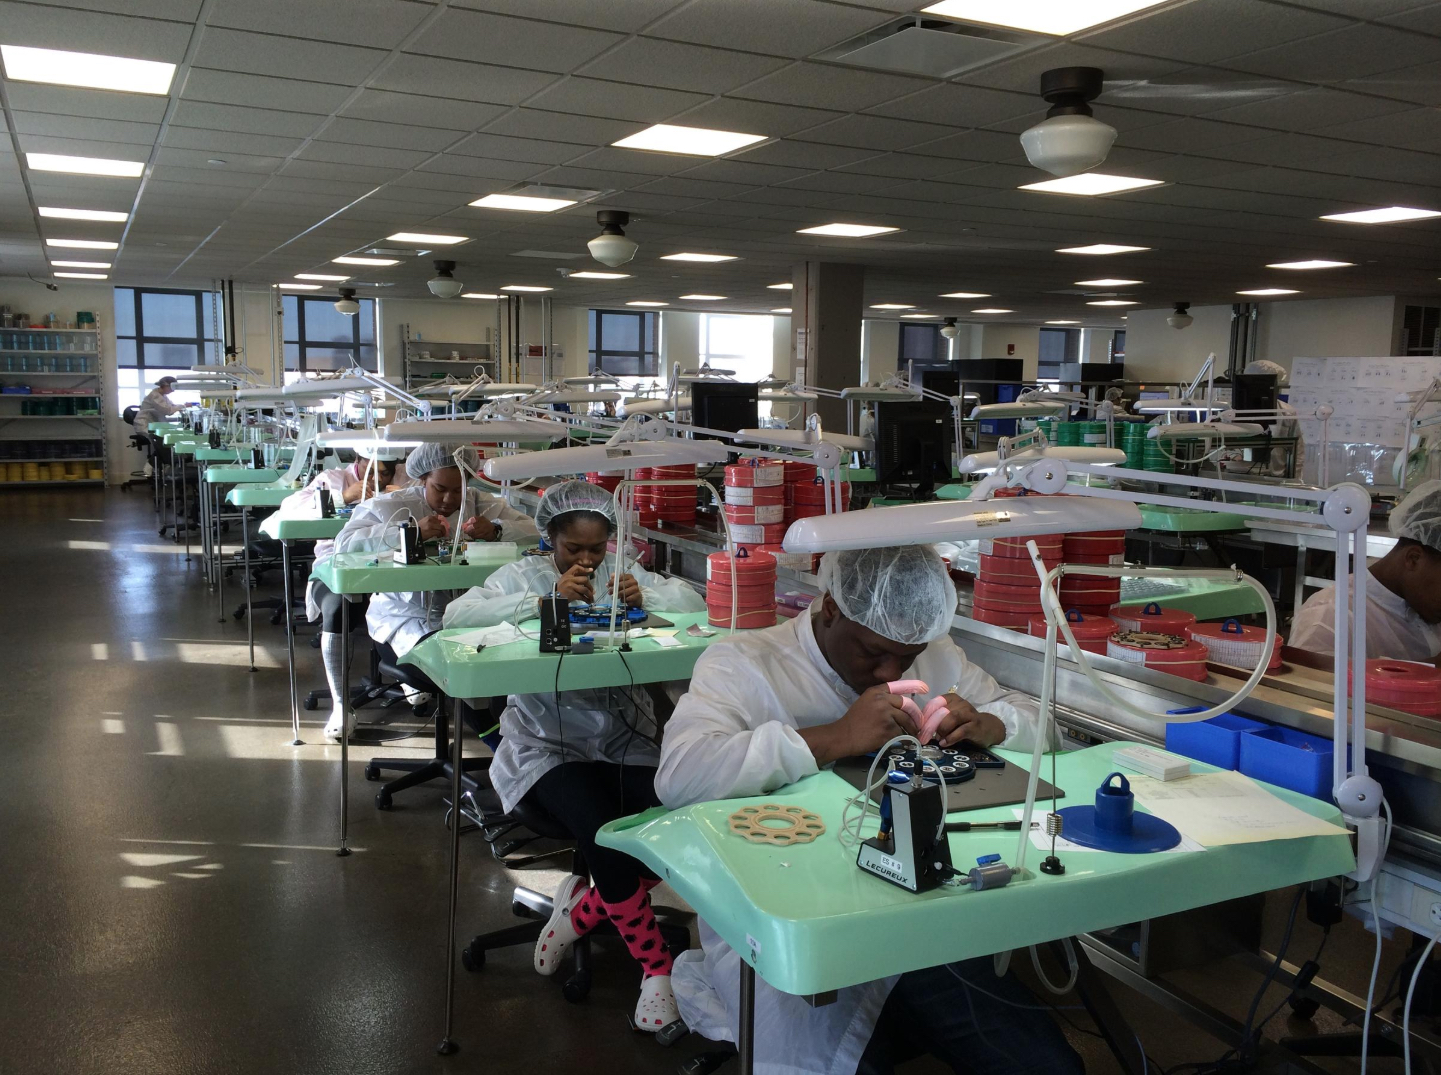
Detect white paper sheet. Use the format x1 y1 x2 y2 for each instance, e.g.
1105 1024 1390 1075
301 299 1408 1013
443 623 529 648
1126 771 1348 846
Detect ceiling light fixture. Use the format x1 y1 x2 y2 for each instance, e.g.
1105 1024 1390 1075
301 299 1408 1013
901 313 937 319
462 293 499 299
1168 302 1192 329
387 232 467 245
428 260 464 299
771 307 792 314
500 284 553 293
660 252 738 263
1266 260 1353 270
470 192 577 212
1087 299 1137 306
612 124 766 157
0 44 176 95
798 223 900 238
870 303 915 310
1020 173 1162 196
38 207 129 222
1075 278 1141 286
940 317 960 339
567 271 630 280
1057 243 1150 255
1046 320 1081 325
939 291 990 299
1321 206 1441 225
334 256 399 266
296 273 350 282
1236 288 1299 296
627 301 667 307
768 282 793 290
920 0 1169 35
680 294 726 301
1020 67 1117 178
588 210 638 268
334 288 360 316
26 152 144 178
277 283 321 290
973 308 1012 314
45 238 118 250
50 260 110 269
53 272 107 279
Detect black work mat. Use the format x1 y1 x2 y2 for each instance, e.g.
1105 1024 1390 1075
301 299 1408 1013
835 746 1062 812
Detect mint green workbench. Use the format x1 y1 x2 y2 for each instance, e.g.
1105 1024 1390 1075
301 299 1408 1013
227 483 303 674
599 742 1353 1070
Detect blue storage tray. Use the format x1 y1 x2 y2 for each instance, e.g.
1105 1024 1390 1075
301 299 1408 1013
1165 708 1267 771
1238 726 1342 801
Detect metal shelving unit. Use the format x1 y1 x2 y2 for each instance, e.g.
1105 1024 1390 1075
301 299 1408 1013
0 323 107 488
400 322 494 402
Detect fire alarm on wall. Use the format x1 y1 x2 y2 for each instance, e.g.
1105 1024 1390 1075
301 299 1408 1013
1007 344 1015 355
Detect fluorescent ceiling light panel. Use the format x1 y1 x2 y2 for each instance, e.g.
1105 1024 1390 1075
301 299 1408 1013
771 307 792 314
1075 278 1141 287
50 260 110 269
38 207 128 222
1321 206 1441 224
1266 260 1353 270
334 255 399 266
798 223 900 237
277 283 321 290
901 314 937 319
0 45 175 95
470 193 576 212
26 152 143 178
660 252 737 262
972 308 1012 314
1046 320 1081 324
1020 173 1163 196
767 283 793 290
1236 288 1299 296
295 273 349 281
386 232 467 245
567 271 630 280
53 272 107 279
870 303 915 310
919 0 1170 36
612 124 766 156
462 292 499 299
940 291 990 299
1087 299 1138 306
1056 243 1151 255
680 294 726 300
499 284 552 292
627 301 667 307
45 238 118 250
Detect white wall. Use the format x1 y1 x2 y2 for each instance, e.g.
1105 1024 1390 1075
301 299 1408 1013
860 319 898 384
771 314 792 381
376 297 499 381
980 324 1041 380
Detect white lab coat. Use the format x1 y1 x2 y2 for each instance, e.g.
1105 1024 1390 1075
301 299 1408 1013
443 552 707 812
655 608 1044 1075
134 388 180 433
281 462 363 621
1267 400 1305 479
1291 569 1441 663
333 484 539 656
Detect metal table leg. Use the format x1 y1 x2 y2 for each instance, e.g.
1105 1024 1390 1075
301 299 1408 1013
216 484 227 623
243 506 255 668
182 460 192 562
738 960 755 1075
438 694 464 1056
337 597 351 857
201 478 214 589
282 540 302 746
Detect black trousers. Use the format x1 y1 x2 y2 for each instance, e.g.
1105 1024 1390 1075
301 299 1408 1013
524 761 660 903
313 580 368 633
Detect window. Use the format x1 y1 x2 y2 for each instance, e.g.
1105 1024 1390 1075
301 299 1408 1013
1110 330 1126 361
1037 326 1080 380
589 309 658 376
282 295 376 372
114 286 223 413
700 313 776 417
898 323 944 364
1401 306 1440 356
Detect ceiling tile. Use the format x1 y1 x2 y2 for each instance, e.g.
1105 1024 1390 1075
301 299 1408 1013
191 28 386 83
208 0 433 48
16 133 151 158
374 55 559 104
447 132 586 165
577 38 788 94
278 159 406 185
11 112 160 145
165 127 306 157
1079 0 1350 64
864 83 1039 128
406 8 621 71
157 147 286 174
301 141 432 169
644 0 890 58
565 146 704 176
415 154 542 181
1342 58 1441 105
527 165 674 191
729 139 876 169
907 128 1024 161
523 77 710 123
1104 65 1298 117
1201 87 1415 130
481 108 637 145
679 157 816 185
668 97 845 138
181 69 354 114
634 175 758 199
19 0 201 17
1222 23 1441 81
1310 107 1441 147
322 117 464 152
0 0 194 61
1292 0 1424 14
1116 117 1272 153
834 152 967 179
958 43 1188 97
1382 3 1441 33
171 101 324 139
792 113 955 151
450 0 687 32
777 170 898 195
4 84 169 124
730 62 933 113
1303 145 1441 183
338 89 508 131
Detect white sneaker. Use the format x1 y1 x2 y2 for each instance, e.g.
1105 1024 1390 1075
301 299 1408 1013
634 974 679 1032
534 875 589 977
322 709 352 741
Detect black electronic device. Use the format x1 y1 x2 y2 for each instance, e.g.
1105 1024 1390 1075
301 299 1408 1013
856 773 953 893
250 447 264 469
392 519 425 565
836 744 1062 813
317 487 334 518
1233 373 1278 416
690 381 759 437
874 398 953 499
207 428 220 449
539 593 571 653
921 370 960 399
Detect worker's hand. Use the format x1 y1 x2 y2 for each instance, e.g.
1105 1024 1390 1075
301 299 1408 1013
556 563 595 603
343 471 385 504
927 695 1007 748
417 514 449 542
462 515 497 542
801 685 919 766
611 572 643 607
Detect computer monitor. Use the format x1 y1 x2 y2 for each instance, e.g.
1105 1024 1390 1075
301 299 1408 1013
921 370 960 398
874 399 953 499
1233 373 1278 415
690 381 759 437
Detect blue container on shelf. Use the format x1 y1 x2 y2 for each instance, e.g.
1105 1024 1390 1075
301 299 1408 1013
1238 726 1342 800
1164 707 1267 770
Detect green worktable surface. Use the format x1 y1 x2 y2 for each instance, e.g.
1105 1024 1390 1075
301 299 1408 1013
162 432 204 446
259 513 346 541
149 422 183 434
599 742 1353 997
404 610 735 698
310 548 518 596
226 483 299 507
203 465 280 484
1138 504 1247 532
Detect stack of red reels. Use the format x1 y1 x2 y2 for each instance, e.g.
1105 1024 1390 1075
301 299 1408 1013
648 463 697 526
1109 601 1196 635
1027 608 1118 653
723 460 786 551
1059 529 1125 616
1106 630 1210 682
1362 660 1441 717
585 471 622 494
1187 620 1284 672
971 533 1061 629
706 547 777 629
628 467 658 530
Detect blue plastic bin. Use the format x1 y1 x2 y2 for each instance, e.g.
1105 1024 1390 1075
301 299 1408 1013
1164 708 1267 771
1238 726 1342 800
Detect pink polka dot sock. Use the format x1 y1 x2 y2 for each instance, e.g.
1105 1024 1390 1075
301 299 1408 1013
568 885 606 936
602 884 675 978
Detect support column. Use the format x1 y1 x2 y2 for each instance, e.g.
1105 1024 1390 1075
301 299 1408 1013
792 262 864 431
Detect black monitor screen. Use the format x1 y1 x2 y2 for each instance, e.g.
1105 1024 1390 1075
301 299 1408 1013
1233 373 1278 414
874 399 953 498
690 381 759 435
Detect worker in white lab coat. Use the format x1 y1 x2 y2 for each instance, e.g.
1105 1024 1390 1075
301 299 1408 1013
332 442 537 725
134 375 182 434
444 479 706 1032
656 545 1081 1075
280 445 408 740
1244 360 1305 479
1292 480 1441 663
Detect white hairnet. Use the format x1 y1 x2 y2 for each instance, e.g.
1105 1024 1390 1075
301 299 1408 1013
405 441 479 479
1244 359 1289 388
355 443 409 462
537 478 617 535
817 545 957 645
1391 479 1441 552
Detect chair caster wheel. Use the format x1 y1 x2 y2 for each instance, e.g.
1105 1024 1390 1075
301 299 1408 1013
376 790 393 810
655 1019 690 1047
460 940 486 972
1289 996 1320 1021
364 764 380 781
302 697 318 711
562 969 591 1003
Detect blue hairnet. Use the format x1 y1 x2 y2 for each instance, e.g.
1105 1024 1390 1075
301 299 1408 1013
1391 479 1441 553
405 441 479 479
537 479 617 535
817 545 957 645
